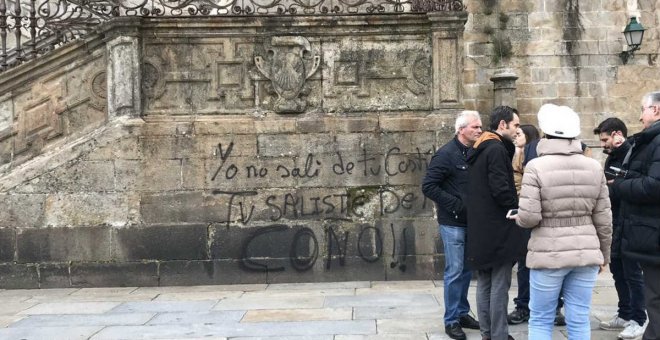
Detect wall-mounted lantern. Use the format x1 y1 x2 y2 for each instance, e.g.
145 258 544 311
620 17 645 64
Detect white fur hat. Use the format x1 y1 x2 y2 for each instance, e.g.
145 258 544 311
537 103 580 138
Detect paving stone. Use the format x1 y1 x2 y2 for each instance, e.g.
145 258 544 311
147 311 245 325
267 281 371 290
233 337 333 340
110 300 218 313
133 283 267 294
324 293 438 308
9 313 155 327
18 302 121 315
213 296 325 310
0 326 102 340
90 320 376 339
376 318 442 334
153 290 243 301
0 315 25 327
0 301 38 315
353 305 442 320
241 288 355 298
242 308 352 322
336 335 424 340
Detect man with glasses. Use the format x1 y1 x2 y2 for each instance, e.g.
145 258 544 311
612 91 660 339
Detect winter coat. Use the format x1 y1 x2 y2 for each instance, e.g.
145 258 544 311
512 148 524 195
516 138 612 269
465 131 527 270
613 120 660 265
604 140 631 259
422 137 471 227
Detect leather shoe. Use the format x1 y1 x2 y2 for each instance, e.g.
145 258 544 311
445 323 467 340
459 314 480 329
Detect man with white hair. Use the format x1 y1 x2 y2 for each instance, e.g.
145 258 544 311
612 91 660 339
422 110 482 340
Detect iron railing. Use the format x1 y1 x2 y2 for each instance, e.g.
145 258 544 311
0 0 464 72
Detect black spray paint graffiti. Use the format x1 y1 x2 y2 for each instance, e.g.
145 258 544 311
239 223 414 273
212 189 430 226
210 142 434 182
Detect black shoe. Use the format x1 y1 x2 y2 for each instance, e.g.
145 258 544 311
459 314 480 329
445 323 467 340
554 309 566 326
507 307 530 325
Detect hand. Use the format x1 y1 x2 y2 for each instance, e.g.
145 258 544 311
598 264 606 274
607 179 614 185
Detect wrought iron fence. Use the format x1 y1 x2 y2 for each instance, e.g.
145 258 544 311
0 0 464 72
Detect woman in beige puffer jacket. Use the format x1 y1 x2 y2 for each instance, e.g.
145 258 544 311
515 104 612 340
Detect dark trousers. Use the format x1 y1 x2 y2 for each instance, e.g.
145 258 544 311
610 256 646 325
641 262 660 340
514 256 563 311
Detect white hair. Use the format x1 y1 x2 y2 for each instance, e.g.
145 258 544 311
455 110 481 135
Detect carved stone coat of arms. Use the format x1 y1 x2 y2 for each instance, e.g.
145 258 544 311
255 36 320 113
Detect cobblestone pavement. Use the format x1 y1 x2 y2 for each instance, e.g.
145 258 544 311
0 269 622 340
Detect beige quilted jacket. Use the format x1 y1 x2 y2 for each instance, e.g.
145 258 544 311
517 138 612 269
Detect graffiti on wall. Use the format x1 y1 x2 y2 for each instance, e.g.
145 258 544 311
208 139 437 273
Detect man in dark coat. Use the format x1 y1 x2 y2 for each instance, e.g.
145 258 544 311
466 106 527 340
612 91 660 340
422 110 482 340
595 118 647 338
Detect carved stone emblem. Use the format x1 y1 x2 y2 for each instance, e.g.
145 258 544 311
255 36 320 113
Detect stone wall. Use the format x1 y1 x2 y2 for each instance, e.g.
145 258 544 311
0 14 467 288
463 0 660 147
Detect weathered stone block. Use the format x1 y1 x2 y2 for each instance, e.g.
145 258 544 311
0 263 39 289
140 192 226 224
0 228 15 261
159 260 268 285
16 226 112 263
139 135 195 160
39 263 72 288
114 224 208 261
22 160 115 193
115 159 182 191
0 194 47 228
43 193 129 227
70 262 158 287
267 256 386 283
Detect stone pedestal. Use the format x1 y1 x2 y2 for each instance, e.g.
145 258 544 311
490 68 518 108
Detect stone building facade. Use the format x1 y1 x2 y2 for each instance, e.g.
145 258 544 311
0 0 658 288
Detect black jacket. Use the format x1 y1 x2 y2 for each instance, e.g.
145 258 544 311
465 131 527 270
422 137 470 227
604 140 631 259
613 121 660 264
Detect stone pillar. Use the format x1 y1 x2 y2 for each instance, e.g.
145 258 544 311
490 68 518 108
106 19 142 117
428 12 468 110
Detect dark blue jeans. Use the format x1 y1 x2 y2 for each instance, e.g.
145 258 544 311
514 256 563 311
610 256 646 325
440 224 472 325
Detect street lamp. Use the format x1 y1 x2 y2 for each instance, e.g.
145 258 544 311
620 17 645 64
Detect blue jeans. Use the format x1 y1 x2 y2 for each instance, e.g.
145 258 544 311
515 257 564 311
529 266 598 340
610 256 646 325
440 224 472 325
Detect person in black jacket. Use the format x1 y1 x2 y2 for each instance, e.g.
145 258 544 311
466 106 527 340
613 91 660 340
422 110 483 340
595 118 647 338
